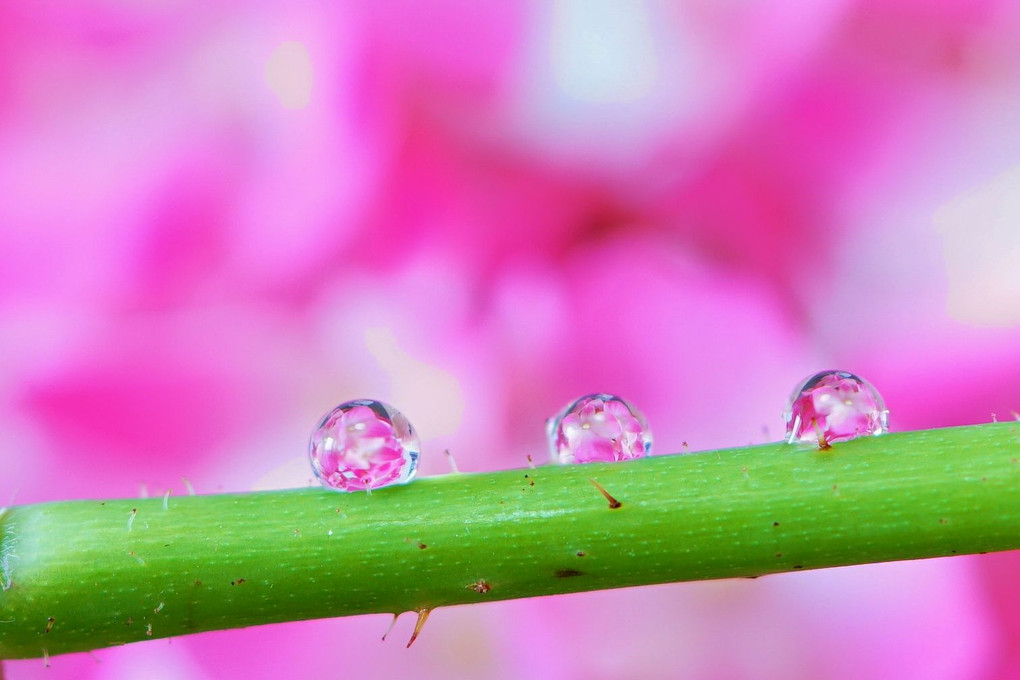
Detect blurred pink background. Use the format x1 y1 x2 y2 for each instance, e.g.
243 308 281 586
3 0 1020 678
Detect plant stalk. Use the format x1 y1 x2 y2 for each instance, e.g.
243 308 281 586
1 422 1018 659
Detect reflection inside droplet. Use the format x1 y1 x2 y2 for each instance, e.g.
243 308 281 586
548 393 652 464
784 370 888 446
309 400 420 492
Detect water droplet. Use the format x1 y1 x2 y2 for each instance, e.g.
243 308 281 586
784 370 888 446
309 400 420 492
547 393 652 464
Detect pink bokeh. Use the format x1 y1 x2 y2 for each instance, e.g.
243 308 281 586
2 1 1020 678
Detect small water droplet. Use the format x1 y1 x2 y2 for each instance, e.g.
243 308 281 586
547 393 652 464
309 400 420 492
784 370 888 446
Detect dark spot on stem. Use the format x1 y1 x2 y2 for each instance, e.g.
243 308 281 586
939 518 949 525
775 553 783 558
773 521 780 527
744 576 760 580
575 551 586 557
467 580 491 594
194 580 202 587
793 565 803 570
125 617 133 626
555 569 584 578
231 578 246 586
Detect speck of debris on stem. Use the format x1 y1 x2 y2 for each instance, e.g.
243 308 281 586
468 580 491 594
793 565 803 570
575 551 586 557
231 578 246 586
772 521 780 527
555 569 584 578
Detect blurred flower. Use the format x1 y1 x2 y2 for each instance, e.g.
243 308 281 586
2 0 1020 678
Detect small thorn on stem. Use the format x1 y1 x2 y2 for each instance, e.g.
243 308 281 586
127 508 137 532
139 483 149 499
444 449 460 474
526 455 536 470
811 419 831 450
42 649 50 668
381 613 400 641
45 617 55 633
1011 410 1019 421
182 477 195 496
406 608 432 648
162 489 171 511
682 441 690 453
588 478 622 509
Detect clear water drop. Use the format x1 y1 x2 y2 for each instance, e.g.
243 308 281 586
547 393 652 464
784 370 888 446
309 399 420 492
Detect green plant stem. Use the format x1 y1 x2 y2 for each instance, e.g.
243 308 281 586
2 422 1019 659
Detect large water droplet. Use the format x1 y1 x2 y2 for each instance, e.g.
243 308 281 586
784 370 888 446
548 393 652 464
309 400 420 492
